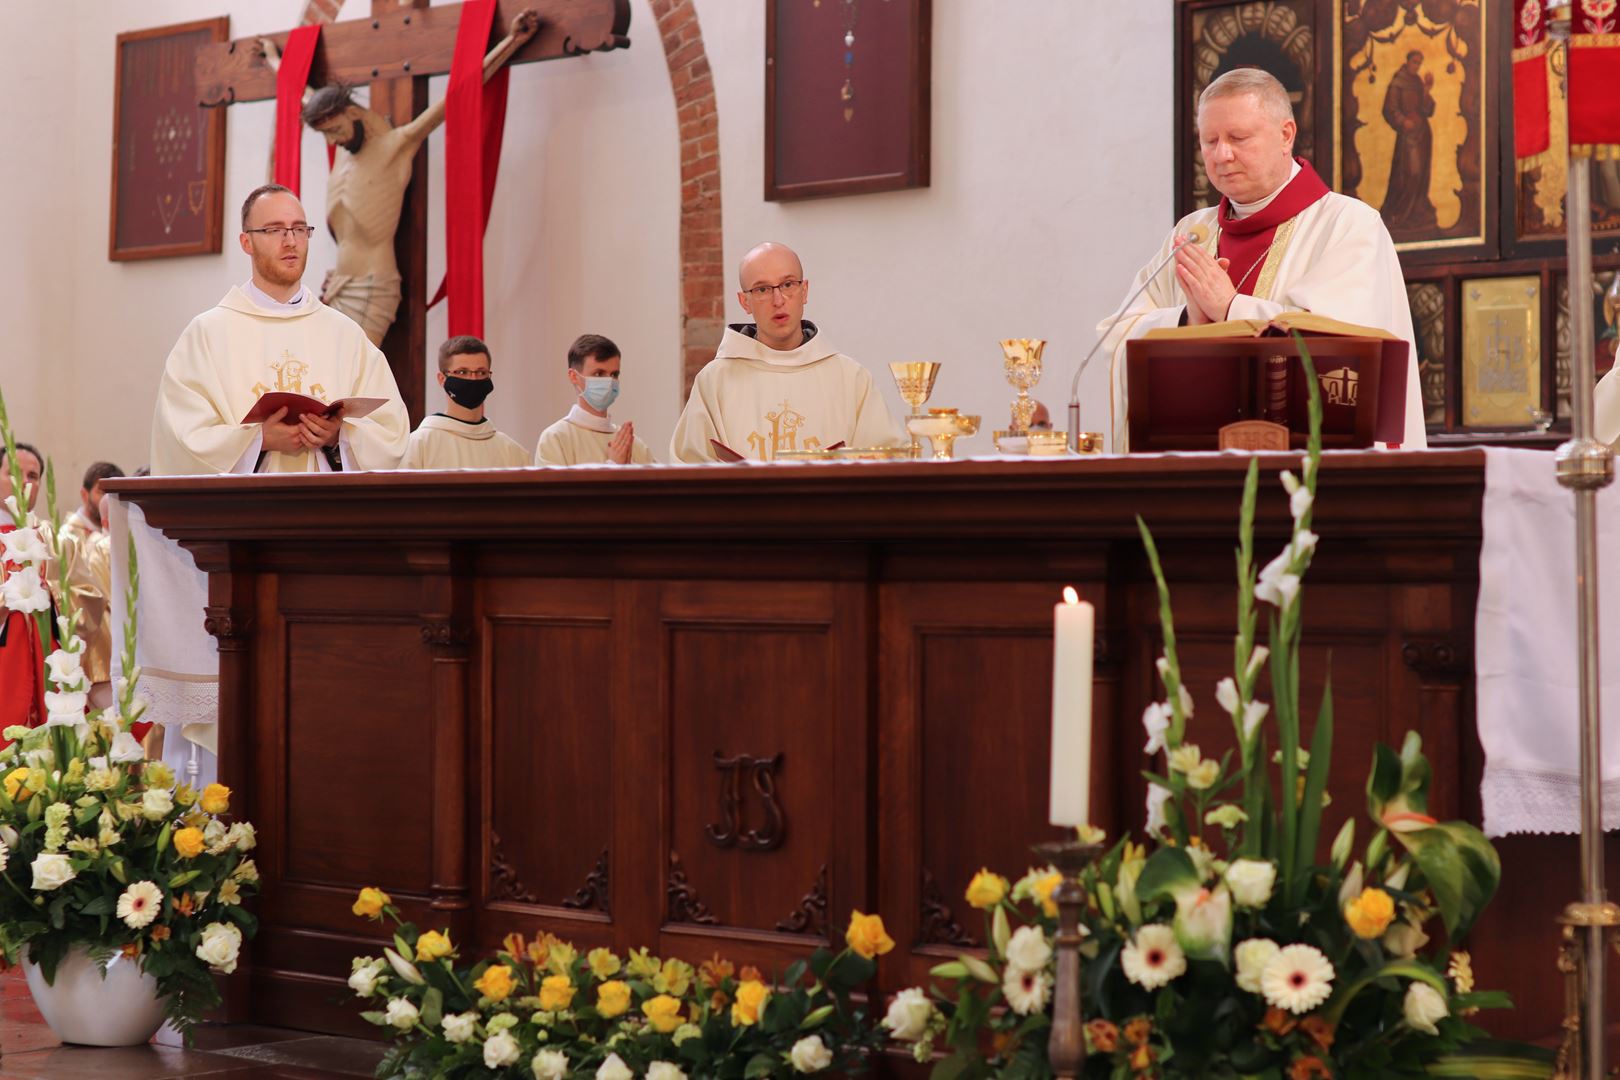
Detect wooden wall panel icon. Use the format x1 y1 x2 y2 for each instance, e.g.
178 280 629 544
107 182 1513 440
1461 276 1541 428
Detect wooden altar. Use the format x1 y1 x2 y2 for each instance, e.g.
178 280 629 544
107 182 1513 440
107 451 1598 1050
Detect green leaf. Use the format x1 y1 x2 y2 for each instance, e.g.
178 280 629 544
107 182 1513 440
1320 959 1448 1027
743 1052 777 1079
418 986 443 1029
1367 731 1431 822
1290 671 1334 905
1397 820 1502 941
79 894 116 917
1134 846 1201 905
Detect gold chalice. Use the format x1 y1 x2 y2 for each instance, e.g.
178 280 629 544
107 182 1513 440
1000 339 1046 435
904 407 981 460
889 362 942 459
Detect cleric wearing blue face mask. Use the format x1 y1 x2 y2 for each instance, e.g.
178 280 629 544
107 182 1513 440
398 335 532 470
534 334 655 466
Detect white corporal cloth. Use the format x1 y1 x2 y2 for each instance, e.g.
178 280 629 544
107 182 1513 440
108 495 218 788
1477 447 1620 836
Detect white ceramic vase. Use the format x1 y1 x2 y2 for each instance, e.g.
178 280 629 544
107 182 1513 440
23 943 168 1046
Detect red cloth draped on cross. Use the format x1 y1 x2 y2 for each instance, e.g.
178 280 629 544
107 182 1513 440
1513 0 1620 167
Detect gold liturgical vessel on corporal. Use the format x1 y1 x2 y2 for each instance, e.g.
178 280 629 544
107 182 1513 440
905 408 980 460
889 362 941 459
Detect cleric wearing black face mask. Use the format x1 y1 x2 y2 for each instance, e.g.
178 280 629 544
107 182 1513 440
396 336 532 470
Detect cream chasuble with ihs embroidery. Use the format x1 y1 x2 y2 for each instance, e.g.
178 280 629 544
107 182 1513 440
150 286 409 475
670 323 902 463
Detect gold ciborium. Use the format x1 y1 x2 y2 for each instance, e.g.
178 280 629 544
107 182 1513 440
889 362 942 459
1000 338 1046 435
905 407 980 460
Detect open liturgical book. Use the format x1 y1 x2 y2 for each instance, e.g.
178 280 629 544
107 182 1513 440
239 392 390 425
1131 312 1410 448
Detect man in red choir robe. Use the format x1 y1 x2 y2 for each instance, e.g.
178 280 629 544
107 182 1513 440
1099 67 1424 452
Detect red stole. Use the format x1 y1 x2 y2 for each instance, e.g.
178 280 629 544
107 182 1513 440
0 524 46 742
1216 158 1331 296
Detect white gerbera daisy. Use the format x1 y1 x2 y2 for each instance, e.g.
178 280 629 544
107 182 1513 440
1260 943 1335 1014
116 880 164 929
1120 924 1187 990
1001 964 1052 1015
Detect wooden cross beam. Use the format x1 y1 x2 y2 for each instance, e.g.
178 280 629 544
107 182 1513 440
196 0 630 106
194 0 630 426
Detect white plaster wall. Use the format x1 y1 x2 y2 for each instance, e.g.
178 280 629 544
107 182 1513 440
1 0 1172 482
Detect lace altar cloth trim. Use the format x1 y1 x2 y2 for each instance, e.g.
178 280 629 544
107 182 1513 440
1480 764 1620 837
137 670 218 731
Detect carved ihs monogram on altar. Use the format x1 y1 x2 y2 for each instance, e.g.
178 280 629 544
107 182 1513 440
748 400 822 460
251 350 326 401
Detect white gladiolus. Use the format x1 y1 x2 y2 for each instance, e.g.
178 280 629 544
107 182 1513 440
1178 682 1195 719
44 649 86 691
1142 702 1171 755
1291 529 1319 561
483 1030 521 1069
1403 981 1448 1035
1146 783 1173 833
1279 470 1300 496
1290 486 1313 520
43 689 87 727
1241 700 1270 740
1225 860 1277 909
383 997 419 1031
0 526 47 566
1215 677 1239 716
1245 646 1270 681
1 565 50 614
881 987 935 1041
790 1036 833 1074
108 732 144 763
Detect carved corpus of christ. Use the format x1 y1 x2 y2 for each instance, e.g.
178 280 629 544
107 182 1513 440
260 10 539 346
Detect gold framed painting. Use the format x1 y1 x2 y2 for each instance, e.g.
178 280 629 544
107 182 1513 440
1334 0 1490 254
1461 276 1541 428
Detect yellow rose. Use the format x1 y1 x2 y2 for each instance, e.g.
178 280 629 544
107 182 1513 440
474 964 515 1002
731 979 769 1026
415 930 453 962
4 767 32 802
587 947 622 980
964 869 1008 910
642 993 682 1033
351 887 391 918
1033 872 1062 917
539 974 576 1011
596 979 631 1018
1344 887 1397 939
844 910 896 959
173 827 206 859
200 783 231 815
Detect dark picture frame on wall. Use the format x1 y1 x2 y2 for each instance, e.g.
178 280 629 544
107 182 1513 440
764 0 930 201
109 17 228 262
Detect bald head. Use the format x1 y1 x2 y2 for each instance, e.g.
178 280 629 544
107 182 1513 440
738 242 803 289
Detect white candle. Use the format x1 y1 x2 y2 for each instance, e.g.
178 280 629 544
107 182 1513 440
1049 586 1094 827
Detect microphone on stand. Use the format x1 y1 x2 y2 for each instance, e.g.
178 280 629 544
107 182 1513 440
1067 224 1209 452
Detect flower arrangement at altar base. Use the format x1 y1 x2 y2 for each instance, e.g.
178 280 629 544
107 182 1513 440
881 351 1555 1080
349 887 891 1079
0 386 262 1039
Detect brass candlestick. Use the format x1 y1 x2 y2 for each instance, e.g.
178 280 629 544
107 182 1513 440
1001 339 1046 435
889 362 942 459
1031 838 1102 1080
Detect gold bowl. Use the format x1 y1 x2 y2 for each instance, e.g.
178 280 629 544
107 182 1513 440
905 409 981 460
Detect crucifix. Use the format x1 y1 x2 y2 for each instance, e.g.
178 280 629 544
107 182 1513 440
195 0 631 424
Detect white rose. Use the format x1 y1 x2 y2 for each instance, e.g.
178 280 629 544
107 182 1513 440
881 986 935 1041
483 1029 521 1068
30 852 76 891
108 731 144 763
596 1052 634 1080
1225 860 1277 909
195 921 243 973
649 1062 690 1080
225 822 257 851
383 997 419 1031
348 964 381 997
1403 981 1448 1035
790 1035 833 1074
441 1011 477 1043
532 1050 570 1080
1233 938 1281 994
141 788 173 820
1004 925 1053 973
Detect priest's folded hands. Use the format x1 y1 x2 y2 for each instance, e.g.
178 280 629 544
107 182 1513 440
1174 241 1235 325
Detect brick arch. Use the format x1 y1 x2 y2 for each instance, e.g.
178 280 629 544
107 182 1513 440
650 0 725 393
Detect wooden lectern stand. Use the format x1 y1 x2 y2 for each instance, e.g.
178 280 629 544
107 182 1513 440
1124 317 1410 452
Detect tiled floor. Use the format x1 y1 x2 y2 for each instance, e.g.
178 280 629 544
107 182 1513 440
0 970 386 1079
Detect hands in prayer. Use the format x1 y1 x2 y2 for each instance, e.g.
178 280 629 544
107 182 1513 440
1174 235 1236 325
608 422 635 465
260 406 343 454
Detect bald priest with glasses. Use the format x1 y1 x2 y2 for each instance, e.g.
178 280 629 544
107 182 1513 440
150 184 409 475
670 242 901 463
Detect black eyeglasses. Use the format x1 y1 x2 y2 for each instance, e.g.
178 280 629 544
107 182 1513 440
246 226 316 241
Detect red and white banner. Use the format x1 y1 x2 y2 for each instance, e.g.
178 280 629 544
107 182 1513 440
1514 0 1620 166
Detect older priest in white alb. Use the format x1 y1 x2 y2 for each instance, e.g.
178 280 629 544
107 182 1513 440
150 184 409 475
1100 68 1425 451
670 242 900 462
